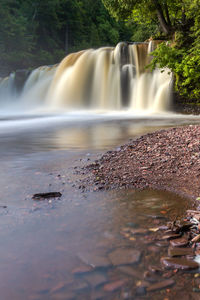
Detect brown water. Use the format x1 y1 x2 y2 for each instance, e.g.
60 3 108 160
0 115 200 299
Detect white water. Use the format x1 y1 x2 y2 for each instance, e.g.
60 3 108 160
0 42 172 115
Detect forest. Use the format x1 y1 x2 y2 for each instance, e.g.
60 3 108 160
0 0 200 102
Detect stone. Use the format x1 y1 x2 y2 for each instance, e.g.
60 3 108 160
146 279 175 292
84 271 107 287
72 265 93 275
168 247 194 257
156 241 169 247
170 237 189 247
161 233 181 240
108 248 141 266
103 279 128 292
161 257 199 270
78 252 112 268
117 266 141 278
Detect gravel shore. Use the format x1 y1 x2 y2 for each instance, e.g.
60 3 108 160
83 125 200 200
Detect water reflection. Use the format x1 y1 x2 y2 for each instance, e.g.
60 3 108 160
0 115 200 159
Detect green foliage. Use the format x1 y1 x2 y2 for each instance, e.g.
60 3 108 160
0 0 133 74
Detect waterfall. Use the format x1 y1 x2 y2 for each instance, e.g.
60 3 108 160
0 42 172 113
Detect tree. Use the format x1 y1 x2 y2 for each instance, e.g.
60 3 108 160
102 0 190 35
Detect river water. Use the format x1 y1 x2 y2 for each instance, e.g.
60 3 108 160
0 112 200 300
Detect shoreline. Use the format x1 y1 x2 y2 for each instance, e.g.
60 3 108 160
82 125 200 204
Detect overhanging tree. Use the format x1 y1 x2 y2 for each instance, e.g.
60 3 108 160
102 0 190 35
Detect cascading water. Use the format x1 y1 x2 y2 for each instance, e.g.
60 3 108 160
0 42 172 114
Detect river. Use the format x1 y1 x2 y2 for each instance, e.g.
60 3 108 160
0 112 200 299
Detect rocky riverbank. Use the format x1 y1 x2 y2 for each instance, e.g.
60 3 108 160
82 125 200 201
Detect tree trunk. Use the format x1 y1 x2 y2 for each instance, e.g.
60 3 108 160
157 9 171 34
153 0 171 34
65 23 69 54
164 3 171 26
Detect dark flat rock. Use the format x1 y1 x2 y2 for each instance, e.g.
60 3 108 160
32 192 62 200
108 248 141 266
146 279 175 292
161 257 199 270
168 246 194 257
170 237 189 247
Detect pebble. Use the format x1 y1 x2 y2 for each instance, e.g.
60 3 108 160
161 257 199 270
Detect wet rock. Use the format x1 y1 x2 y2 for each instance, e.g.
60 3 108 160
108 248 141 266
103 279 128 292
148 265 163 274
161 257 199 270
156 241 169 247
72 265 93 275
146 279 175 292
162 270 174 279
78 252 112 268
168 246 194 257
161 233 181 240
32 192 62 200
170 237 189 247
84 271 107 287
117 266 141 278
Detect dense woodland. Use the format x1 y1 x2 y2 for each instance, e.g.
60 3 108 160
0 0 200 102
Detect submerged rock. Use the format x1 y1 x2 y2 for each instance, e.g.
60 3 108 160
78 252 112 268
146 279 175 292
103 279 128 292
161 257 199 270
108 248 141 266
